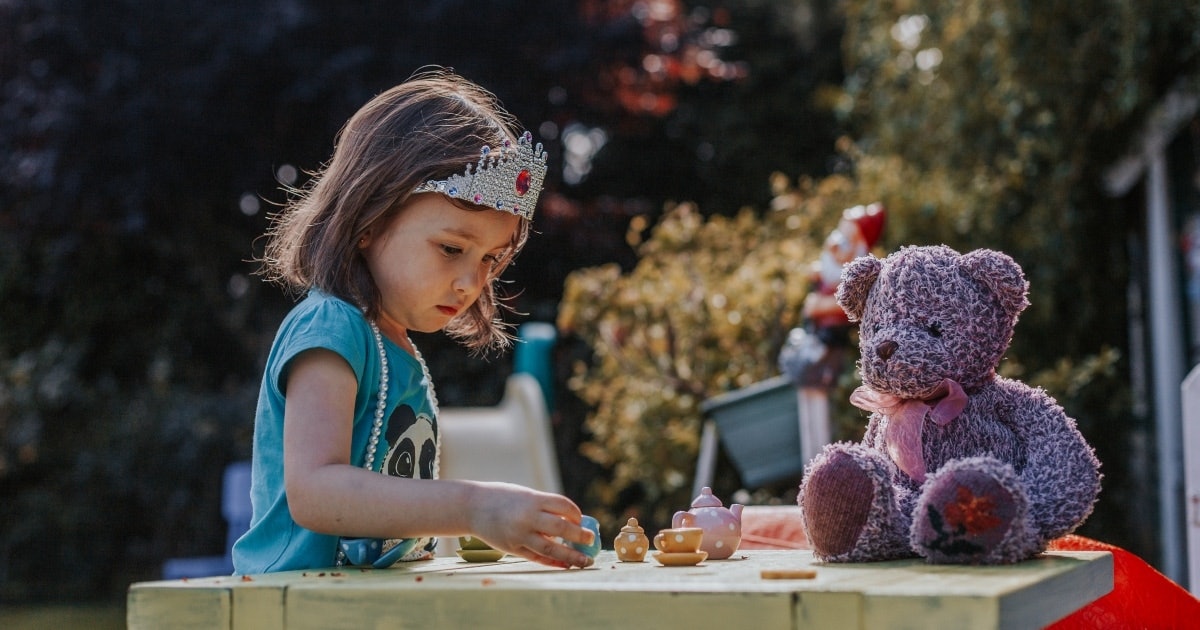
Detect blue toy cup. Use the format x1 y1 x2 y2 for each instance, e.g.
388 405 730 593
572 515 602 558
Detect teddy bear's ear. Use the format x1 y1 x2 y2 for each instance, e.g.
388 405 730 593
835 254 882 322
960 249 1030 319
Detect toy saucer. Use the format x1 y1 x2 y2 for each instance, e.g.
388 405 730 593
652 551 707 566
456 549 506 563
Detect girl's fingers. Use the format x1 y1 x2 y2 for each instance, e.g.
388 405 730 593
539 497 583 525
508 546 560 568
517 535 590 569
534 511 593 547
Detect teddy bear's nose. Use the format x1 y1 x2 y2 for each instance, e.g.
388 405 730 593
876 340 898 360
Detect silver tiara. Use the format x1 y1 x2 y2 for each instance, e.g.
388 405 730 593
412 131 547 220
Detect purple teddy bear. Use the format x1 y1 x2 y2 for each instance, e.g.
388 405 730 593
798 245 1101 564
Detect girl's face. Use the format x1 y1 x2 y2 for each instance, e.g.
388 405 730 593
360 193 520 342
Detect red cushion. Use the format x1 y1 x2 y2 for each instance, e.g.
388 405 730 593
1045 534 1200 629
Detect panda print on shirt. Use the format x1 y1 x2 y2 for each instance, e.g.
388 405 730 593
382 404 437 480
380 403 439 559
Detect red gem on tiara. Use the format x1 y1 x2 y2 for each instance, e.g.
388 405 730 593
473 193 483 204
515 169 531 196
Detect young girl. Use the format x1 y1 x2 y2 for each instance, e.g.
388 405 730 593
232 69 595 573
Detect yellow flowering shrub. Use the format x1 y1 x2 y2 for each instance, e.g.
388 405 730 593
558 173 860 527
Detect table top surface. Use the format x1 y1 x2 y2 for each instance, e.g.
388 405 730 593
127 549 1112 630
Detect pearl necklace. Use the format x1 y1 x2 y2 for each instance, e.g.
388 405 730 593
362 320 389 471
336 319 440 567
362 319 441 472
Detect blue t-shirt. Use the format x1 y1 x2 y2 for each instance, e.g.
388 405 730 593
232 290 439 574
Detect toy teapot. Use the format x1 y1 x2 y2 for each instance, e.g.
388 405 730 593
672 486 743 559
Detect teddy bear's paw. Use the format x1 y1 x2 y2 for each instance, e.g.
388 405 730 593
799 449 878 560
912 465 1023 564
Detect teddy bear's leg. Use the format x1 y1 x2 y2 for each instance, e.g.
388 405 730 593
911 456 1036 564
799 443 914 562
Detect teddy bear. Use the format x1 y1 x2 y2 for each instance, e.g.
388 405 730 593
797 245 1101 564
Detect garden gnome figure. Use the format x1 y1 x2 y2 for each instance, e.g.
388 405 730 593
780 203 885 464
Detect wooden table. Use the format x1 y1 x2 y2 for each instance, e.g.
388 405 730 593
127 549 1111 630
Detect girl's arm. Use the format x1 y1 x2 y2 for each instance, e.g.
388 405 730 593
282 348 594 568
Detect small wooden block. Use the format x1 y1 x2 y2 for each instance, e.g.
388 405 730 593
760 568 817 580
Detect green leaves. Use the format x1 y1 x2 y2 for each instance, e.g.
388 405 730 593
560 176 857 527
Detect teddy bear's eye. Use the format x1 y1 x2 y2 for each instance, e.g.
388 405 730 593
927 321 942 337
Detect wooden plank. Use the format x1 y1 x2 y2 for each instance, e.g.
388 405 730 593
863 593 997 630
232 583 286 630
127 570 304 630
796 591 863 630
996 552 1113 629
288 588 793 630
856 553 1113 630
127 584 231 630
126 550 1112 630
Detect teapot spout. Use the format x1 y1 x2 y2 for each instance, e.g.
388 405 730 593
731 503 743 521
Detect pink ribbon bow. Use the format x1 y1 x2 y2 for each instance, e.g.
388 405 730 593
849 378 968 483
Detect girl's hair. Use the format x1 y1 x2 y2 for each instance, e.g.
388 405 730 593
260 68 532 353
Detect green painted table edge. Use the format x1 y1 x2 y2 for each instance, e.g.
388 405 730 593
127 549 1112 630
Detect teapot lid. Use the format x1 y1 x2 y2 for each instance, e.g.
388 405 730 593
619 517 645 534
691 486 725 508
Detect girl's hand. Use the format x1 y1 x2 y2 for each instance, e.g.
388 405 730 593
466 482 595 569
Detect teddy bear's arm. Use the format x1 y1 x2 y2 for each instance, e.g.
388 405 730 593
1001 380 1102 539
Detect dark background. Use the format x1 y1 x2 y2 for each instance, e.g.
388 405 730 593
0 0 845 601
4 0 1193 603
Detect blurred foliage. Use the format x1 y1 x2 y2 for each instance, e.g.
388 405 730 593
0 337 254 600
569 0 846 214
561 0 1200 563
0 0 844 602
559 174 859 528
834 0 1200 559
839 0 1200 363
3 0 1198 601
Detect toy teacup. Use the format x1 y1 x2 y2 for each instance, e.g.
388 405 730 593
652 527 704 554
571 515 602 560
